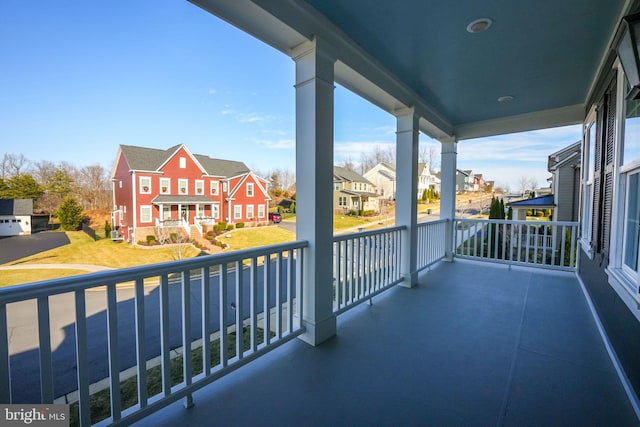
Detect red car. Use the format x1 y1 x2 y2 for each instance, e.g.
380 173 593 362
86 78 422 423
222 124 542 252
268 212 282 223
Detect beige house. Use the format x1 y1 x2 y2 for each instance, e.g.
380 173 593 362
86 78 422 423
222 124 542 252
334 166 381 214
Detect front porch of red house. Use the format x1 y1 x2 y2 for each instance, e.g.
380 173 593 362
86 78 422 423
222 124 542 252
136 259 638 426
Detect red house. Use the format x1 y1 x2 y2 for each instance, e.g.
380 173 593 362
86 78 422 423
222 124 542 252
111 144 270 243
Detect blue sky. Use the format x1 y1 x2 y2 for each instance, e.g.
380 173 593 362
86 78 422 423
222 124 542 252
0 1 580 191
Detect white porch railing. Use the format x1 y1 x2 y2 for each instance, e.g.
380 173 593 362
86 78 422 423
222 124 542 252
332 226 405 314
156 218 192 239
417 219 449 271
453 218 579 271
0 241 306 426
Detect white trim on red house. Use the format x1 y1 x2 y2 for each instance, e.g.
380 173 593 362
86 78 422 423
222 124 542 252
157 144 208 175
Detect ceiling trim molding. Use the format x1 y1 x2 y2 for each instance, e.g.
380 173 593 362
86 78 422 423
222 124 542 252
454 104 585 141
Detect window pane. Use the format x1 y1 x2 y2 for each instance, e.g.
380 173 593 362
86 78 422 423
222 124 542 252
624 98 640 165
588 122 596 181
624 173 640 271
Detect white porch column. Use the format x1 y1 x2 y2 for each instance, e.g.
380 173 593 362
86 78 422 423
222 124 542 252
440 137 458 260
395 109 419 288
293 37 337 346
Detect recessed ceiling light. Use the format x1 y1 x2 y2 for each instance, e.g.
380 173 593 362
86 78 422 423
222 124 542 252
497 95 514 103
467 18 492 33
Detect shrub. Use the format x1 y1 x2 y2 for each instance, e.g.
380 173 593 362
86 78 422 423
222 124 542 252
146 235 156 243
206 230 215 237
56 196 85 231
170 232 178 243
537 211 545 217
104 220 112 238
236 222 245 229
214 222 227 233
226 224 234 231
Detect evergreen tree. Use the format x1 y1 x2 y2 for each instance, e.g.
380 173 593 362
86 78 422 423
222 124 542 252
56 196 85 231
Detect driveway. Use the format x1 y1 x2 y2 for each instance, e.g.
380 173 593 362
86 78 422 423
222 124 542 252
0 232 70 264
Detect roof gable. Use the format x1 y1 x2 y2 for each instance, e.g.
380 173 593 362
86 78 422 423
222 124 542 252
334 166 373 185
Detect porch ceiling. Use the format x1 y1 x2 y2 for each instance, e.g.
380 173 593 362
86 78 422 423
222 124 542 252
191 0 632 140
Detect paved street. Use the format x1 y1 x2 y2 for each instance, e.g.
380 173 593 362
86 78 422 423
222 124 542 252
7 260 290 403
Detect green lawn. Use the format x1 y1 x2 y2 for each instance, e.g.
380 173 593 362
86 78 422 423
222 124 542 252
0 231 202 287
217 226 294 250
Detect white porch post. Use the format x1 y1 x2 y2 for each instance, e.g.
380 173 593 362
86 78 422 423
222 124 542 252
440 138 458 260
294 37 337 346
395 109 419 288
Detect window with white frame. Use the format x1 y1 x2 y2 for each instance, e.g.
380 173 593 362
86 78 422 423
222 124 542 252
258 204 265 218
139 177 151 194
162 206 171 220
246 205 254 219
212 204 219 219
580 110 597 254
160 178 170 194
339 196 347 206
195 180 204 194
247 183 254 197
196 205 205 218
620 94 640 279
140 206 152 223
234 205 242 220
178 179 188 194
210 181 219 195
179 157 186 168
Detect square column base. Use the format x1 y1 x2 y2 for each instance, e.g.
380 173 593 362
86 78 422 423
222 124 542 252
298 315 337 346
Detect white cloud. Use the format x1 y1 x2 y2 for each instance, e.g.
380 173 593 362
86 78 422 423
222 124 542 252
255 138 295 150
208 89 217 95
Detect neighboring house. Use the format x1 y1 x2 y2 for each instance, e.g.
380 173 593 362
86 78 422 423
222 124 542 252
333 166 381 214
506 195 555 221
455 169 473 193
0 199 32 236
474 174 486 192
547 141 581 221
363 162 396 200
417 163 441 198
111 144 270 243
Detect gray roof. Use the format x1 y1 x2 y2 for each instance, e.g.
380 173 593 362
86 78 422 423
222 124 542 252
0 199 33 216
119 144 250 177
334 166 373 185
507 195 555 208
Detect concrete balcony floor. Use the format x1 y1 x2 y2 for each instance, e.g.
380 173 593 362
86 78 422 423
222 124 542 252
136 260 639 426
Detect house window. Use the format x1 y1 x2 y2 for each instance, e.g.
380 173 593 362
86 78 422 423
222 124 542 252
334 183 340 190
580 110 597 254
258 204 265 218
162 206 171 220
139 177 151 194
140 206 152 223
212 204 219 219
246 205 254 219
339 196 347 206
179 157 186 168
160 178 170 194
195 180 204 195
247 183 254 197
196 205 205 218
234 205 242 220
623 171 639 273
210 181 219 195
178 179 188 194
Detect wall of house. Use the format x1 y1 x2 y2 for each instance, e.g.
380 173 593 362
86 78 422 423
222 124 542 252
112 156 134 240
0 215 31 236
579 250 640 398
227 174 269 223
555 164 580 221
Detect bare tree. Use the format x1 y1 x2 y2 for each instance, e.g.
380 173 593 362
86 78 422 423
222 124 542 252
518 176 539 196
1 153 30 179
78 164 110 210
419 142 440 173
342 156 356 172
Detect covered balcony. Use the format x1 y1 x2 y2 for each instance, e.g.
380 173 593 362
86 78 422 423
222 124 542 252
2 0 640 425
